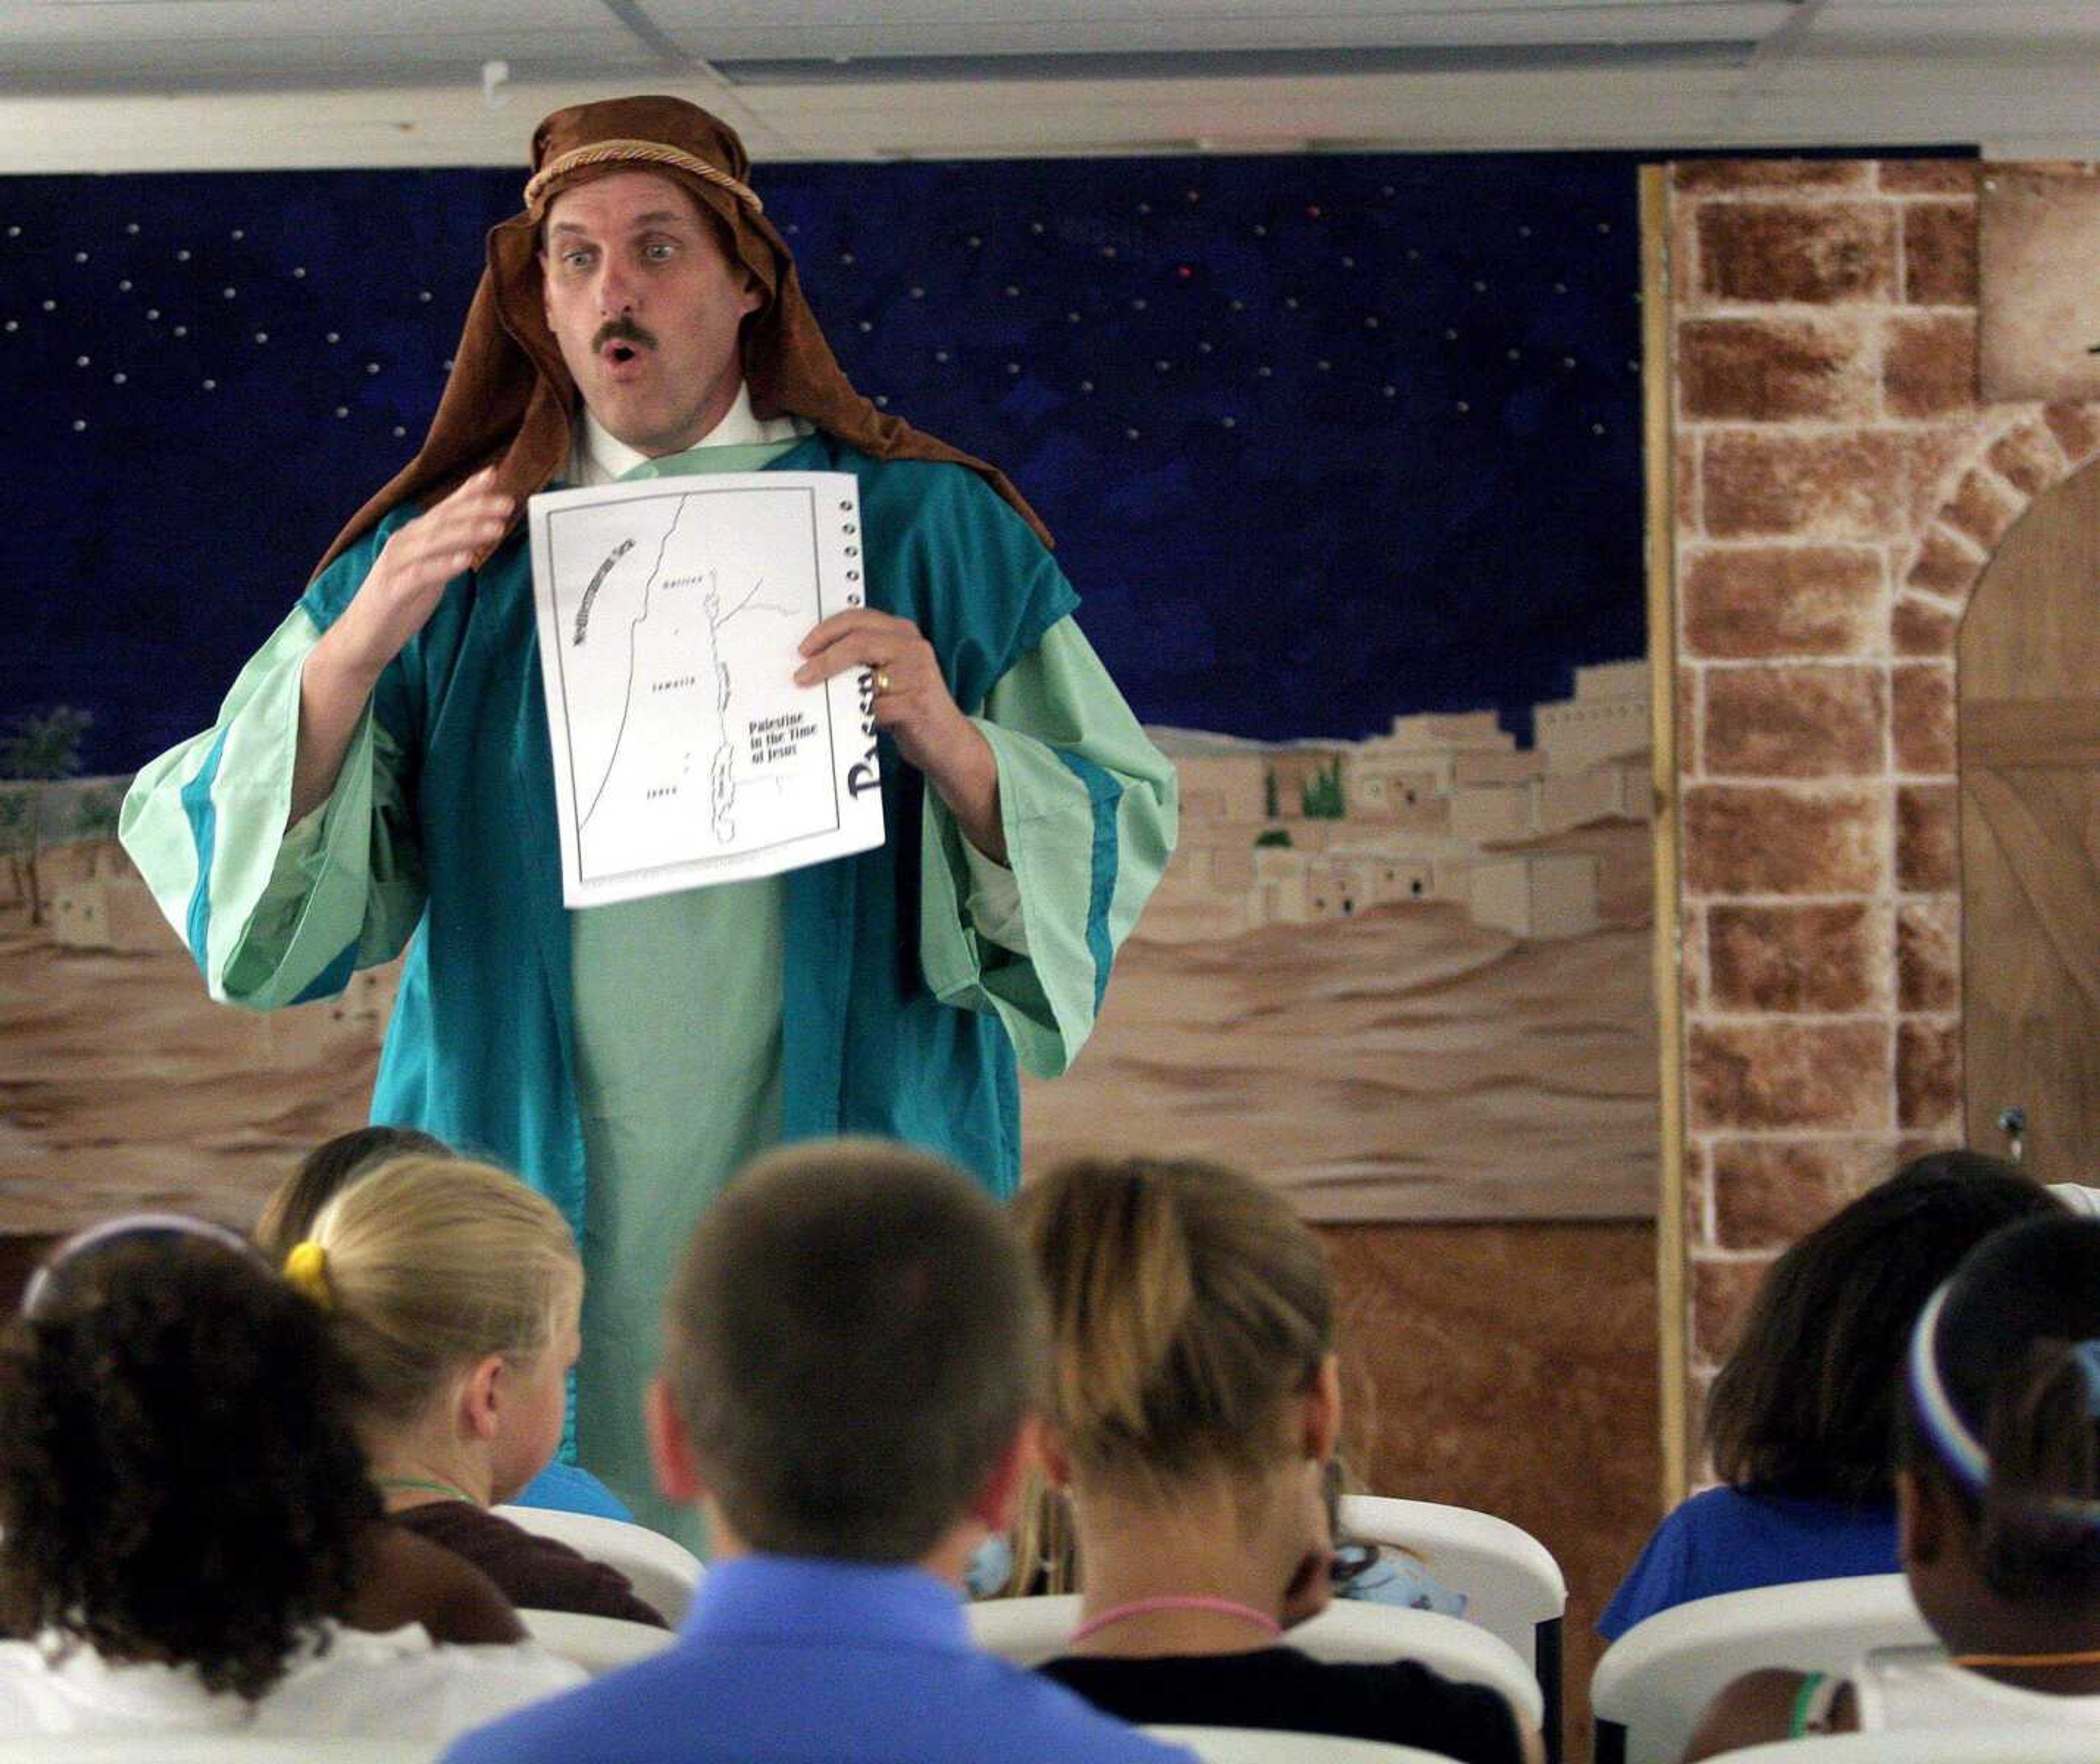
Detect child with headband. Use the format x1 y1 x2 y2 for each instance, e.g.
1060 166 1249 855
1016 1156 1542 1763
259 1126 632 1522
294 1154 668 1626
0 1215 580 1738
1686 1212 2100 1755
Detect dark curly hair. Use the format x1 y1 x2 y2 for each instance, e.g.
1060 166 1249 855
0 1235 382 1700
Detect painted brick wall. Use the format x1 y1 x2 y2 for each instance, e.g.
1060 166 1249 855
1667 158 2100 1423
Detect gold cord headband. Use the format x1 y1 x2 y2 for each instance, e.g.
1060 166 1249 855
283 1240 331 1309
524 141 763 218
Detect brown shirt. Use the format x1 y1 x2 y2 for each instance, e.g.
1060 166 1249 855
394 1501 668 1629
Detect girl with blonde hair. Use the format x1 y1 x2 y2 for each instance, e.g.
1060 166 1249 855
292 1153 667 1626
1015 1156 1540 1763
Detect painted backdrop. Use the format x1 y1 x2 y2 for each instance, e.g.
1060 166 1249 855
2 150 1652 1227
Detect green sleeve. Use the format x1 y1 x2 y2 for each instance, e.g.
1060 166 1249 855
116 605 426 1011
918 615 1178 1079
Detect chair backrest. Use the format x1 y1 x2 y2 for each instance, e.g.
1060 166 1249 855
518 1606 679 1678
491 1504 704 1625
965 1593 1543 1725
1337 1493 1567 1759
1589 1573 1933 1764
1146 1726 1469 1762
1713 1730 2100 1763
0 1743 439 1763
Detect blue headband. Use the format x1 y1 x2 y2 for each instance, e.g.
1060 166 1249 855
19 1212 266 1319
1907 1281 2100 1520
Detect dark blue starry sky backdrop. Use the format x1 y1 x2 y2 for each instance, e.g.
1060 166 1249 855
2 153 1643 775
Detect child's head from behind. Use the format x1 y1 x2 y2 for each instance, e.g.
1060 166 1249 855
303 1154 581 1503
1903 1213 2100 1631
255 1124 450 1265
0 1220 377 1699
1012 1155 1337 1497
657 1139 1040 1564
1706 1150 2060 1504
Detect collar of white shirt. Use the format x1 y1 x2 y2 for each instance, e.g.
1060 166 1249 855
572 383 808 486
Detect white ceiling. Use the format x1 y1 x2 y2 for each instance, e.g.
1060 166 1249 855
0 0 2095 170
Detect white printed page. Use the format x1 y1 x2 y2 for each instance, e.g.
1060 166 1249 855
527 471 883 908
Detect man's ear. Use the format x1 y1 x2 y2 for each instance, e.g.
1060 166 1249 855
967 1421 1036 1535
646 1376 704 1506
459 1353 506 1443
1304 1353 1343 1464
1036 1417 1074 1490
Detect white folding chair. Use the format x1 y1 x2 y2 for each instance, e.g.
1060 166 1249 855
518 1606 679 1677
0 1743 439 1762
1338 1493 1567 1760
1589 1573 1932 1764
492 1503 704 1623
1713 1731 2100 1763
1146 1727 1468 1762
966 1592 1543 1726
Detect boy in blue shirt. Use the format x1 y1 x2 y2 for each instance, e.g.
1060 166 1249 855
445 1140 1188 1764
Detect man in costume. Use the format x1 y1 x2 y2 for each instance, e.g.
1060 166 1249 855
120 96 1177 1539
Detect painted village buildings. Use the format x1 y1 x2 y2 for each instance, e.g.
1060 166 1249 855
1148 659 1650 944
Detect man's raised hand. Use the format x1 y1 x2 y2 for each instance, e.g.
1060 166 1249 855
331 469 516 681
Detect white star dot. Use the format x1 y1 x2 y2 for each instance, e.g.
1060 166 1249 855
1592 422 1606 434
909 286 924 299
1100 246 1116 259
1030 222 1044 234
442 358 453 371
73 418 86 431
1230 300 1244 312
1456 400 1469 412
1563 356 1576 368
1257 365 1273 378
418 289 432 301
335 406 348 417
1221 416 1236 428
1079 380 1094 392
1341 255 1355 269
1445 328 1458 340
858 319 872 331
202 379 215 390
1004 285 1018 296
1066 311 1081 323
177 249 190 261
173 325 186 337
326 332 340 344
1317 359 1331 372
1381 185 1395 196
1472 280 1487 292
935 350 949 362
1154 359 1170 371
126 223 139 235
1197 341 1213 354
147 308 159 320
1006 362 1020 375
222 287 236 299
1507 348 1520 360
1365 316 1380 329
1555 282 1567 293
1382 385 1396 398
42 299 56 311
967 236 980 248
293 267 307 278
839 252 855 265
112 371 125 384
1285 297 1298 310
1520 225 1533 237
231 229 244 240
73 251 88 263
3 321 14 332
255 331 268 344
118 278 132 292
74 354 89 366
1598 221 1612 233
1131 298 1147 311
1125 427 1140 439
1185 190 1199 202
393 425 407 436
366 362 380 374
875 393 889 405
1138 202 1151 216
1408 248 1421 261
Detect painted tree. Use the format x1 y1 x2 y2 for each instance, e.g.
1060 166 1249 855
0 707 94 926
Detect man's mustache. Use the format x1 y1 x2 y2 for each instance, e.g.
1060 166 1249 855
592 318 658 352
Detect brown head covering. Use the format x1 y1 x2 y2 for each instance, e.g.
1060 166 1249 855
312 95 1048 579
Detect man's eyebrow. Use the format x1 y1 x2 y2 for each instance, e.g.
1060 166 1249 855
547 210 693 240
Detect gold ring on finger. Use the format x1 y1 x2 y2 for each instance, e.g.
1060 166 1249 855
876 670 892 694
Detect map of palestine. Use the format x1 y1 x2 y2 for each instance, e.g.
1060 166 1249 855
529 473 883 905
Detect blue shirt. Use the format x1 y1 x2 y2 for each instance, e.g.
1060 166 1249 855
1599 1484 1899 1640
512 1460 634 1522
442 1555 1193 1764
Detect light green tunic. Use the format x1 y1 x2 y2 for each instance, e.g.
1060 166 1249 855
120 424 1177 1547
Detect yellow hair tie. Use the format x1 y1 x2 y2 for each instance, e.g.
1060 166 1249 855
283 1241 331 1309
